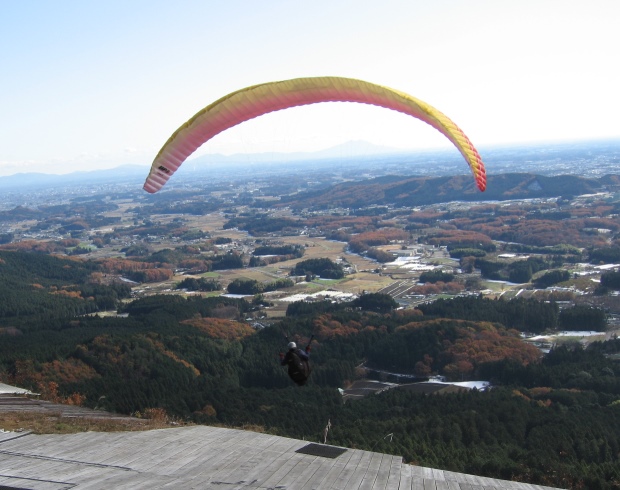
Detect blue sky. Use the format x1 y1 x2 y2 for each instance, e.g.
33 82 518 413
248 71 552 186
1 0 618 176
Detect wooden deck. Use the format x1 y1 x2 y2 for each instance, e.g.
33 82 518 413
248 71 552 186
0 425 564 489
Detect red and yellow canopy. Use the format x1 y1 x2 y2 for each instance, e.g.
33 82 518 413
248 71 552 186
144 77 486 193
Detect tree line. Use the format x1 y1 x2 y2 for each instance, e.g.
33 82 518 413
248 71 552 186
1 250 620 488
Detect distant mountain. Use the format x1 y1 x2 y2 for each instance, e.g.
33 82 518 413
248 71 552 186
0 165 147 190
0 142 403 190
1 138 619 191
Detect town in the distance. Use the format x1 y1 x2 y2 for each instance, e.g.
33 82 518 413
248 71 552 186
2 139 620 321
2 138 620 489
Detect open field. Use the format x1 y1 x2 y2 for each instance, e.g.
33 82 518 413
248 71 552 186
126 215 398 314
85 210 550 316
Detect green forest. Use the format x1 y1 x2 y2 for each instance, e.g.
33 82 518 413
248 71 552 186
1 250 620 488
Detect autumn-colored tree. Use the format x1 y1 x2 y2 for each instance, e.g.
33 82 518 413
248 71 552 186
182 317 255 341
313 315 365 339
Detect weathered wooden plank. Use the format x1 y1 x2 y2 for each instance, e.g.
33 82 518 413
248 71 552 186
385 455 402 490
41 433 118 466
495 482 515 490
410 477 425 490
165 432 264 482
436 479 450 490
150 439 224 478
398 461 413 490
235 437 320 489
468 475 491 488
477 475 501 486
369 452 397 490
357 451 385 490
226 448 294 488
433 468 446 480
274 455 319 487
0 430 31 444
0 426 567 489
255 451 311 488
144 427 254 476
297 450 354 490
47 463 131 489
331 449 373 490
181 438 267 484
122 428 208 470
323 447 365 490
1 433 62 456
220 437 302 489
423 478 437 490
78 471 175 490
103 427 218 469
461 472 481 485
201 432 285 478
0 447 98 479
5 431 162 489
20 451 134 488
417 466 436 479
446 471 470 485
483 482 509 490
287 453 336 489
21 459 95 484
296 464 334 490
0 453 122 490
0 475 74 490
442 470 460 485
305 447 357 490
446 480 463 490
77 430 177 467
63 437 136 467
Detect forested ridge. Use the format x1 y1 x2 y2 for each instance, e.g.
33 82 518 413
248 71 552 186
277 172 611 210
0 250 131 327
1 250 620 488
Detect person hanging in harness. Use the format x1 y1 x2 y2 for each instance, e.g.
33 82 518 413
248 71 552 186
280 340 312 386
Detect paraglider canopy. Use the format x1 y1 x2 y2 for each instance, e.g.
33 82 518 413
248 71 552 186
143 76 487 193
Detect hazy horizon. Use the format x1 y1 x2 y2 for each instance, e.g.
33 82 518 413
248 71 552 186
2 1 619 176
0 137 617 178
0 138 618 187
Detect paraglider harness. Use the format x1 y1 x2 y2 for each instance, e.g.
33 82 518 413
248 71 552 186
280 334 314 386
